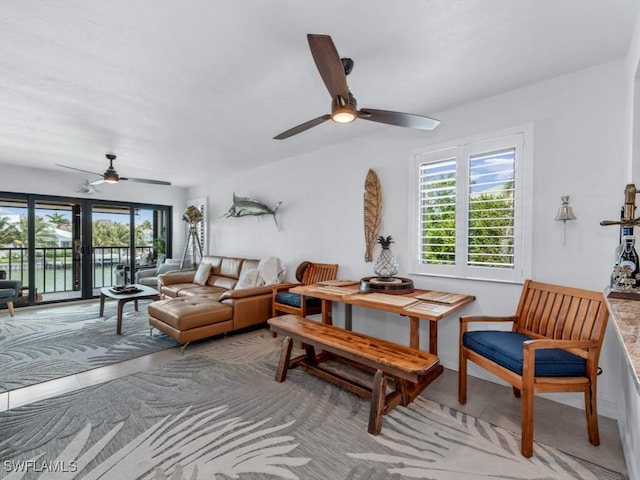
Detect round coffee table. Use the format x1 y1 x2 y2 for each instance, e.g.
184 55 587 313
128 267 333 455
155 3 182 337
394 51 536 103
99 284 160 334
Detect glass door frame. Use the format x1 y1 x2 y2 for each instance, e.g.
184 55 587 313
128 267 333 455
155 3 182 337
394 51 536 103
0 191 172 306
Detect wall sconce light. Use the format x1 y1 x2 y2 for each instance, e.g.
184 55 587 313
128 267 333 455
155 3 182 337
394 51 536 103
555 195 577 244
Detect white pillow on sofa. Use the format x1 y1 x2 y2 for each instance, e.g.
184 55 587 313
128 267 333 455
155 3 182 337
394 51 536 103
235 268 262 290
193 262 212 286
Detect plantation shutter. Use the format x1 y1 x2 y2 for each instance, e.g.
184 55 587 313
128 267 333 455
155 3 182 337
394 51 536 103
418 153 457 265
467 148 516 269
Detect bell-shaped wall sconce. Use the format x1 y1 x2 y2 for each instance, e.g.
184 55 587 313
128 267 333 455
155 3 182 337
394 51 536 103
555 195 577 244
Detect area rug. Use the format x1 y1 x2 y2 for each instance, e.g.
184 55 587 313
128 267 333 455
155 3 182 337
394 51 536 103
0 330 623 480
0 301 178 392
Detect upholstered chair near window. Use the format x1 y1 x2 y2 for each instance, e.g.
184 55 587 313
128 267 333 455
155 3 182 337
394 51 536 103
135 258 183 288
0 279 22 317
458 279 609 457
272 261 338 319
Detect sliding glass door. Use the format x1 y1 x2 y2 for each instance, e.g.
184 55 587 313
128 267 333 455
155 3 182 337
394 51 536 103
0 192 171 306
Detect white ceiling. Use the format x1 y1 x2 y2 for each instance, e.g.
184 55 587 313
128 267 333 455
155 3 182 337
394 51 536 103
0 0 638 187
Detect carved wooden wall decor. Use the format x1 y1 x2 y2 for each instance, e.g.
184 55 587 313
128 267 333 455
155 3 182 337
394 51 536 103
364 169 382 262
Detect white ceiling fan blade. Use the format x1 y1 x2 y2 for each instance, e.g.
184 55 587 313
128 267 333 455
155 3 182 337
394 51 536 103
89 179 105 186
56 163 102 177
120 177 172 186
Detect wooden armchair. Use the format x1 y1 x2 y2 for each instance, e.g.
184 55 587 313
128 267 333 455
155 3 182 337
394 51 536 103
458 279 609 457
272 261 338 319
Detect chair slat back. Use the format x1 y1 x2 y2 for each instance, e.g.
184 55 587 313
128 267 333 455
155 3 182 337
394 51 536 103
301 263 339 285
514 280 609 347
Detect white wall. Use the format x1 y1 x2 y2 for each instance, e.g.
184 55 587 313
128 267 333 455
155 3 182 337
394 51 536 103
189 59 628 420
0 163 188 253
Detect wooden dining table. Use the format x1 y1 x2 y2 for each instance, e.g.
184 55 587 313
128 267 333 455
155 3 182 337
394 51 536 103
289 283 475 356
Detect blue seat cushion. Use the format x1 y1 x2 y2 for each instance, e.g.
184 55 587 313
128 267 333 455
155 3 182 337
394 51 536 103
0 288 16 300
463 331 586 377
275 292 321 309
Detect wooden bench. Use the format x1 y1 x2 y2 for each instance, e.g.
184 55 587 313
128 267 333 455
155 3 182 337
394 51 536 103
267 314 439 435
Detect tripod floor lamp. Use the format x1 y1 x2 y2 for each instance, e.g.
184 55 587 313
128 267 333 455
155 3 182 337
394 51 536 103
180 205 203 269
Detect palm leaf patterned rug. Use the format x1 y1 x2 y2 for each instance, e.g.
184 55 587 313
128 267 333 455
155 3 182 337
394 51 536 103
0 329 624 480
0 301 177 392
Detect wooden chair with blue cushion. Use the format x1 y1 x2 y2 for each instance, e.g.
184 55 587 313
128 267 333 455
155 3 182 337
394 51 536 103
272 261 338 320
0 279 22 317
458 279 609 457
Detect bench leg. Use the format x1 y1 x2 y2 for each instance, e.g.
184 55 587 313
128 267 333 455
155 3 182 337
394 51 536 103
393 376 410 406
368 369 387 435
305 344 317 365
276 336 293 383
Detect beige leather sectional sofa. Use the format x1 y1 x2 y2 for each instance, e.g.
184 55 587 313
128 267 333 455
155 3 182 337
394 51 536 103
148 255 280 346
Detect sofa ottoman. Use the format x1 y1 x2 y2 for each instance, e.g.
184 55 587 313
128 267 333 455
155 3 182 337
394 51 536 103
148 296 233 345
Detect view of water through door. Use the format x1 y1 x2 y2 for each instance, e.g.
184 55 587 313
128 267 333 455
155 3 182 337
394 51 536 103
0 193 171 306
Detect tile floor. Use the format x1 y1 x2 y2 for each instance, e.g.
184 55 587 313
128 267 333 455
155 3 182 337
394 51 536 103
0 329 628 478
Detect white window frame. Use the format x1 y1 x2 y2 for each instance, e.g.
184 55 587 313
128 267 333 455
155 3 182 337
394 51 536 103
409 125 533 283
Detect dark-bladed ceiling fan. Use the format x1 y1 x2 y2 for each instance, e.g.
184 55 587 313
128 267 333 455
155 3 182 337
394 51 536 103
273 34 440 140
57 153 171 186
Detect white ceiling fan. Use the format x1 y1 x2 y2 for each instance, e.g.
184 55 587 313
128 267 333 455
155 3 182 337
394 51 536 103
57 153 171 186
77 180 100 195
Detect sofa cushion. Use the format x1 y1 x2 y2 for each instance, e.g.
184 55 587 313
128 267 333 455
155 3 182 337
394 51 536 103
463 330 587 377
194 262 212 285
0 288 16 299
177 285 226 300
162 283 202 298
148 297 232 330
219 257 244 280
206 275 238 290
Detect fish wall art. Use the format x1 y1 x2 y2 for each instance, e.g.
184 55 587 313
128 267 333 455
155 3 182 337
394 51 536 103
222 193 282 229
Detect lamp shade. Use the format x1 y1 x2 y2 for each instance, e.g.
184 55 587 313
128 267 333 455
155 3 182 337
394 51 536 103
182 205 203 224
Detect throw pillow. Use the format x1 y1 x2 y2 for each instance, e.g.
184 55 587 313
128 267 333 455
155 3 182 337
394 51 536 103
193 262 212 286
257 256 286 285
155 253 167 267
235 268 261 290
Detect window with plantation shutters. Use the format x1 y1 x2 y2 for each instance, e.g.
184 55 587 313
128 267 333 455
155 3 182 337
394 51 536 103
410 127 532 283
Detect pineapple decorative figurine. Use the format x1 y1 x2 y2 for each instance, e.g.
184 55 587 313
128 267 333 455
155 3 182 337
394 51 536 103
374 235 399 281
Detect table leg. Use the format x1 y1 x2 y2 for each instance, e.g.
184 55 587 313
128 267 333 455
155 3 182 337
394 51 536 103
116 300 125 334
408 316 438 355
134 299 139 312
99 293 106 317
321 299 333 326
409 316 420 350
345 304 352 331
429 321 438 355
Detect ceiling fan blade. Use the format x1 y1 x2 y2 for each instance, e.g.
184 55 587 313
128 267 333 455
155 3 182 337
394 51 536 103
358 108 440 130
120 177 172 186
89 179 105 186
56 163 102 177
307 34 349 101
274 114 331 140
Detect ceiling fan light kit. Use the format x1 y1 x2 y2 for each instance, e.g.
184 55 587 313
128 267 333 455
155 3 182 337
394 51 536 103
331 93 357 123
103 154 119 183
273 34 440 139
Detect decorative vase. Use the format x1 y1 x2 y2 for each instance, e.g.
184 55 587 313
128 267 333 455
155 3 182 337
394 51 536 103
374 235 399 281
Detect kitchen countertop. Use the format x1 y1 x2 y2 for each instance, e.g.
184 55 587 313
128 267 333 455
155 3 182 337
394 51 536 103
605 295 640 394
